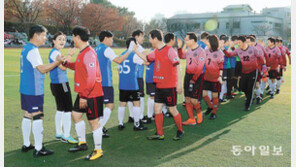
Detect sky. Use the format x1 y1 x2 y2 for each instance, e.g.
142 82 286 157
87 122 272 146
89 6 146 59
109 0 291 22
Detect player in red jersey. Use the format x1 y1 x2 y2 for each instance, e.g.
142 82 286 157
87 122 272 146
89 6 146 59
246 35 266 104
177 32 206 125
63 26 104 161
275 38 288 94
223 36 264 111
134 29 184 141
264 37 282 98
202 35 224 119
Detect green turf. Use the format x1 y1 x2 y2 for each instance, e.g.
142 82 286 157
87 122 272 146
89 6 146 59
4 48 291 167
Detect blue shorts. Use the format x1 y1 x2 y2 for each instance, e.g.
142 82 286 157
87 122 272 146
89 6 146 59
102 87 114 104
21 94 44 113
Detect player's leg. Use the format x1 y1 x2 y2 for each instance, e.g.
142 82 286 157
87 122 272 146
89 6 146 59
100 87 114 137
276 69 283 94
168 106 184 141
137 78 145 120
132 100 148 130
21 111 33 152
210 92 219 120
147 102 164 140
127 101 134 123
203 82 214 115
50 83 63 140
245 70 257 111
182 73 195 125
143 83 155 124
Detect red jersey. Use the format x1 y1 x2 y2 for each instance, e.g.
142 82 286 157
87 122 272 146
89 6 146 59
264 46 282 70
278 45 287 67
147 45 180 89
255 43 265 71
65 46 103 98
204 49 224 82
223 46 264 74
283 45 291 65
178 46 206 78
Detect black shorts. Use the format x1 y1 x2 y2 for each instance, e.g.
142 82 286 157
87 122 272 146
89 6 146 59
268 70 278 79
203 81 221 92
50 82 72 112
119 90 140 102
277 68 283 80
102 87 114 104
155 88 177 107
137 78 144 97
235 61 242 77
73 95 104 120
146 83 156 96
184 73 204 100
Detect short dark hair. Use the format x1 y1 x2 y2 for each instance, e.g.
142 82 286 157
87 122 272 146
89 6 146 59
201 32 209 40
246 36 255 42
268 37 276 44
187 32 198 42
219 34 226 40
99 30 113 42
72 26 90 42
279 39 283 43
220 36 229 43
207 34 219 52
164 33 175 43
126 37 137 49
132 30 144 38
237 36 246 42
52 31 65 47
249 34 256 39
275 38 280 43
29 25 47 40
149 29 162 41
231 35 238 41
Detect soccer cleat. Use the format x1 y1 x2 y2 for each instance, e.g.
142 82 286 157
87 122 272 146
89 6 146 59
163 112 172 118
128 117 134 123
102 127 110 138
85 149 103 161
270 93 274 99
141 116 152 124
33 147 54 157
173 130 184 141
265 85 270 91
21 144 34 152
61 135 78 144
68 142 88 152
55 134 62 141
209 113 217 120
245 106 250 111
219 98 227 103
118 124 125 131
205 108 213 116
267 91 272 95
133 124 148 131
147 133 164 140
182 119 196 126
276 89 280 94
256 97 262 104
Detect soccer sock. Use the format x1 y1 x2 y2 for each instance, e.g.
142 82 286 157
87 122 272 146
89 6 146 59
75 120 86 143
276 77 282 90
185 102 194 120
93 127 103 150
212 97 219 114
127 102 133 118
147 97 154 118
22 117 31 147
271 81 277 94
173 113 183 132
204 95 213 108
162 105 168 114
267 78 272 90
154 113 164 136
208 91 212 100
55 110 63 135
32 119 43 151
118 107 125 125
194 102 202 123
100 107 111 127
256 88 261 98
62 112 71 138
140 97 145 119
261 82 266 94
133 106 141 127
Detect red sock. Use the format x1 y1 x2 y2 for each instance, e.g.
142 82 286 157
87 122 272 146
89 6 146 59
203 95 213 108
185 103 194 119
193 102 201 113
173 113 183 132
154 113 164 136
212 97 219 114
194 102 203 123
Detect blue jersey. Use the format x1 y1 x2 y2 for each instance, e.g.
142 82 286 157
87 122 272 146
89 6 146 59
198 41 207 49
119 51 138 90
19 43 45 95
145 62 154 83
137 64 144 78
95 43 113 87
48 48 68 83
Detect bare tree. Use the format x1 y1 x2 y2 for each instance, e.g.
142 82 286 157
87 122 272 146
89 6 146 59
253 23 272 36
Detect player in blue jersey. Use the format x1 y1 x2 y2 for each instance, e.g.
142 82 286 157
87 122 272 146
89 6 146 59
20 25 65 157
95 30 134 137
48 31 77 144
118 37 148 130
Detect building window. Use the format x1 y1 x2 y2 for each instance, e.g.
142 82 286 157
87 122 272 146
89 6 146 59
233 21 240 28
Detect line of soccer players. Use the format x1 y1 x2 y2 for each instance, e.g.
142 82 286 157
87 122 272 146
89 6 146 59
19 24 290 160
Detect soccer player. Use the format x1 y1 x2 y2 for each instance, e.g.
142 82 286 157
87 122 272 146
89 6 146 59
20 25 64 157
118 37 148 131
264 37 282 98
223 36 264 111
275 38 287 94
246 35 266 104
49 31 78 143
63 26 104 161
198 31 209 49
279 39 291 65
219 35 231 102
202 35 224 120
95 30 133 137
231 35 243 95
134 29 184 140
177 32 206 125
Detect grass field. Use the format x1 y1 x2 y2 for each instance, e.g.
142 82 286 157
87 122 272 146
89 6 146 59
4 48 291 167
